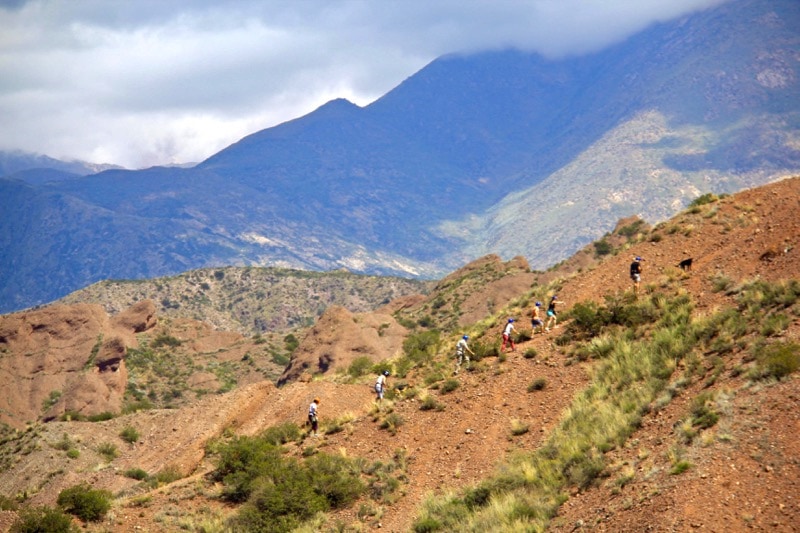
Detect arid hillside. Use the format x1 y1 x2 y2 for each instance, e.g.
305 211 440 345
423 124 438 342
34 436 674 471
0 177 798 532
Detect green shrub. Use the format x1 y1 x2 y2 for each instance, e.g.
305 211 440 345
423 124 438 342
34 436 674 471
10 506 76 533
123 468 149 480
283 333 299 352
689 392 719 430
470 340 499 361
515 329 532 343
670 460 692 475
0 495 17 511
440 379 459 394
151 334 182 348
567 301 612 339
371 360 393 377
617 219 646 238
261 422 302 445
42 390 62 411
66 448 80 459
232 481 324 533
523 348 538 359
59 410 86 422
347 356 373 378
593 239 613 257
379 413 404 435
215 437 286 502
56 483 112 522
527 378 547 392
152 465 183 486
96 442 118 461
119 425 139 444
52 433 73 451
688 192 718 208
121 399 154 415
218 435 365 533
760 313 791 337
419 395 445 412
710 273 734 293
402 331 441 365
510 419 529 436
86 411 115 422
305 453 365 507
753 342 800 380
417 315 435 328
424 371 445 386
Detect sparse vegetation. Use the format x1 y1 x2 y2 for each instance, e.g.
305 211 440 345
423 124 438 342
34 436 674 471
56 483 112 522
10 506 77 533
347 356 373 378
120 425 140 444
440 378 459 394
527 378 547 392
212 434 365 532
751 341 800 380
688 192 719 208
124 467 149 480
419 394 445 412
509 419 529 436
96 442 119 461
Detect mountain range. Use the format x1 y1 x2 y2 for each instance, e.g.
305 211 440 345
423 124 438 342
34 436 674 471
2 0 799 314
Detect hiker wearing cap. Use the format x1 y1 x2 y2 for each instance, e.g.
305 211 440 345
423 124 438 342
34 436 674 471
454 335 475 374
308 398 320 436
630 256 644 295
375 370 390 401
531 301 544 334
545 296 563 331
502 318 517 352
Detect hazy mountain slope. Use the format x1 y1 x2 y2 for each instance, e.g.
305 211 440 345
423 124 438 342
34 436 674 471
461 110 798 269
2 0 799 314
442 0 800 267
0 150 121 179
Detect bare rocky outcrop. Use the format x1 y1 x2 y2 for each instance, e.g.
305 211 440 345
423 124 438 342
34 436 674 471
277 306 408 386
0 300 157 427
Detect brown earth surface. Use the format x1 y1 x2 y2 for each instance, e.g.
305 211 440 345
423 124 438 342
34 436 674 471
0 176 798 532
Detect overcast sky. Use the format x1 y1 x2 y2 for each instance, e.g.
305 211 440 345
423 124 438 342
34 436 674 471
0 0 726 169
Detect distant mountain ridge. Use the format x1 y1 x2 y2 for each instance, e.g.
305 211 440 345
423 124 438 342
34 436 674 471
1 0 799 313
0 150 122 182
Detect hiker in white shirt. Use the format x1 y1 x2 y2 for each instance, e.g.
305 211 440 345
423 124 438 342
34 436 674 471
454 335 475 374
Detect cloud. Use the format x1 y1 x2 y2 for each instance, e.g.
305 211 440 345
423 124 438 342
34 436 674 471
0 0 726 168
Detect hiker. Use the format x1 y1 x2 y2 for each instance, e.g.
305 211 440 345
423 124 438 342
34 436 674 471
308 398 320 436
531 301 544 334
501 318 517 352
375 370 389 401
545 296 562 331
630 256 644 295
454 335 475 374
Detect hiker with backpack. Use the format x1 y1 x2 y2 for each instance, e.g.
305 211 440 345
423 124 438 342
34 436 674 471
630 256 644 295
375 370 389 401
501 318 517 352
454 335 475 374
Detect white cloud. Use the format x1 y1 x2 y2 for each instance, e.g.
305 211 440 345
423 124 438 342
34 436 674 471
0 0 726 168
